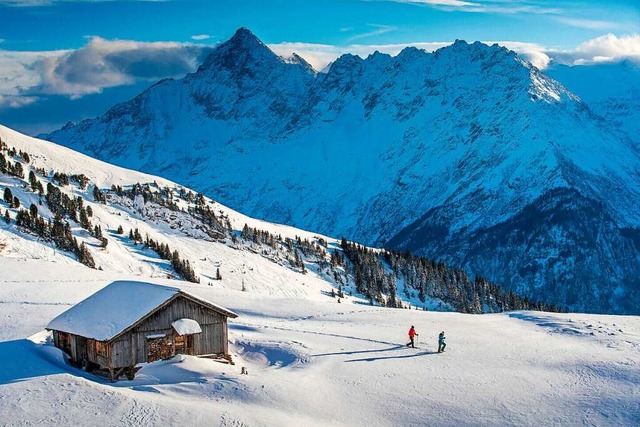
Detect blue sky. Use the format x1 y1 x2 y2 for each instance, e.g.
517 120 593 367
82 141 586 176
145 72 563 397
0 0 638 134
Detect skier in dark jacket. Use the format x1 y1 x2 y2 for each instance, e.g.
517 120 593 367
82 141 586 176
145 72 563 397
438 331 446 353
406 326 418 348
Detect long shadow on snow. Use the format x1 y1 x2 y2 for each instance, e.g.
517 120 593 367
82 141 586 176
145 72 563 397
0 338 232 389
312 345 405 357
507 311 590 337
345 350 438 362
229 324 260 332
235 341 301 367
0 339 67 384
265 324 400 347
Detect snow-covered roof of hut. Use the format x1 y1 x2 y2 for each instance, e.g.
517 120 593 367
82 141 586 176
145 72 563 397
46 281 237 341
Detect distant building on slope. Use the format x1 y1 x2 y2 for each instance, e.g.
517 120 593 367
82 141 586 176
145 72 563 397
46 280 238 381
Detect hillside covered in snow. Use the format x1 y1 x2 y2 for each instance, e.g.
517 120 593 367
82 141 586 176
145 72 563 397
2 124 556 316
0 125 638 426
43 28 640 314
1 249 639 426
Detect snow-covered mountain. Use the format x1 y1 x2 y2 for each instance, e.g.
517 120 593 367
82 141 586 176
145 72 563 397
43 28 640 314
1 125 639 426
0 124 340 299
5 124 546 314
546 60 640 144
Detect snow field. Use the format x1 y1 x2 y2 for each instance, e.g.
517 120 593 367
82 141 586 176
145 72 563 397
0 259 638 426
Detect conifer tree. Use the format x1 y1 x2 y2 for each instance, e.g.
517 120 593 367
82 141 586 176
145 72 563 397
3 187 12 204
28 171 38 192
13 162 24 178
78 243 96 268
93 225 103 239
79 207 91 230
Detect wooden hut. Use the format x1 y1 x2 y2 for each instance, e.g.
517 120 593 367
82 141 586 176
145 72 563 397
47 281 238 380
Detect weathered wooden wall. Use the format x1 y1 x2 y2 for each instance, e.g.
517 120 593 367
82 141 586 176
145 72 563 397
108 295 228 369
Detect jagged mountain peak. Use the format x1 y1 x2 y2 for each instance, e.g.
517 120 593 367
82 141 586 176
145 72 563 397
328 53 365 70
396 45 425 60
284 52 317 74
198 27 281 73
432 39 517 64
366 50 393 62
224 26 267 51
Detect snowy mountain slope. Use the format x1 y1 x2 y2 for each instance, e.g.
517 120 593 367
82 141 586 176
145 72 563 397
1 261 639 426
1 125 638 426
0 123 340 300
4 124 543 314
389 187 640 314
42 28 640 313
546 60 640 144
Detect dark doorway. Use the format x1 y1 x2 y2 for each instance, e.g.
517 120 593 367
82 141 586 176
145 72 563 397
174 334 194 355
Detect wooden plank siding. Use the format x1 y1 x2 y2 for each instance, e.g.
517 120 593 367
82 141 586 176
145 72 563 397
108 295 229 369
49 291 235 379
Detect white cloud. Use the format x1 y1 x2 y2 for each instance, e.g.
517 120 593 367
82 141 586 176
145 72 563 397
191 34 211 41
0 0 51 5
0 0 167 5
347 24 397 42
390 0 480 7
0 37 210 108
0 49 65 108
34 37 209 97
0 95 38 108
379 0 560 14
555 17 621 31
547 34 640 66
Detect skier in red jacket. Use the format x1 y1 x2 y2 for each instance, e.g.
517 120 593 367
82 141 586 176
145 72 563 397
406 325 418 348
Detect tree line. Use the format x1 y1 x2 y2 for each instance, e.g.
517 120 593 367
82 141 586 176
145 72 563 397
340 238 561 313
127 227 199 283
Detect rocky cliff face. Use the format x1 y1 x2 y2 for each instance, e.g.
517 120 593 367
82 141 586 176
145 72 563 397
44 28 640 313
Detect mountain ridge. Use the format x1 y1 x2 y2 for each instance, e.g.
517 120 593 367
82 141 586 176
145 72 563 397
42 28 640 313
